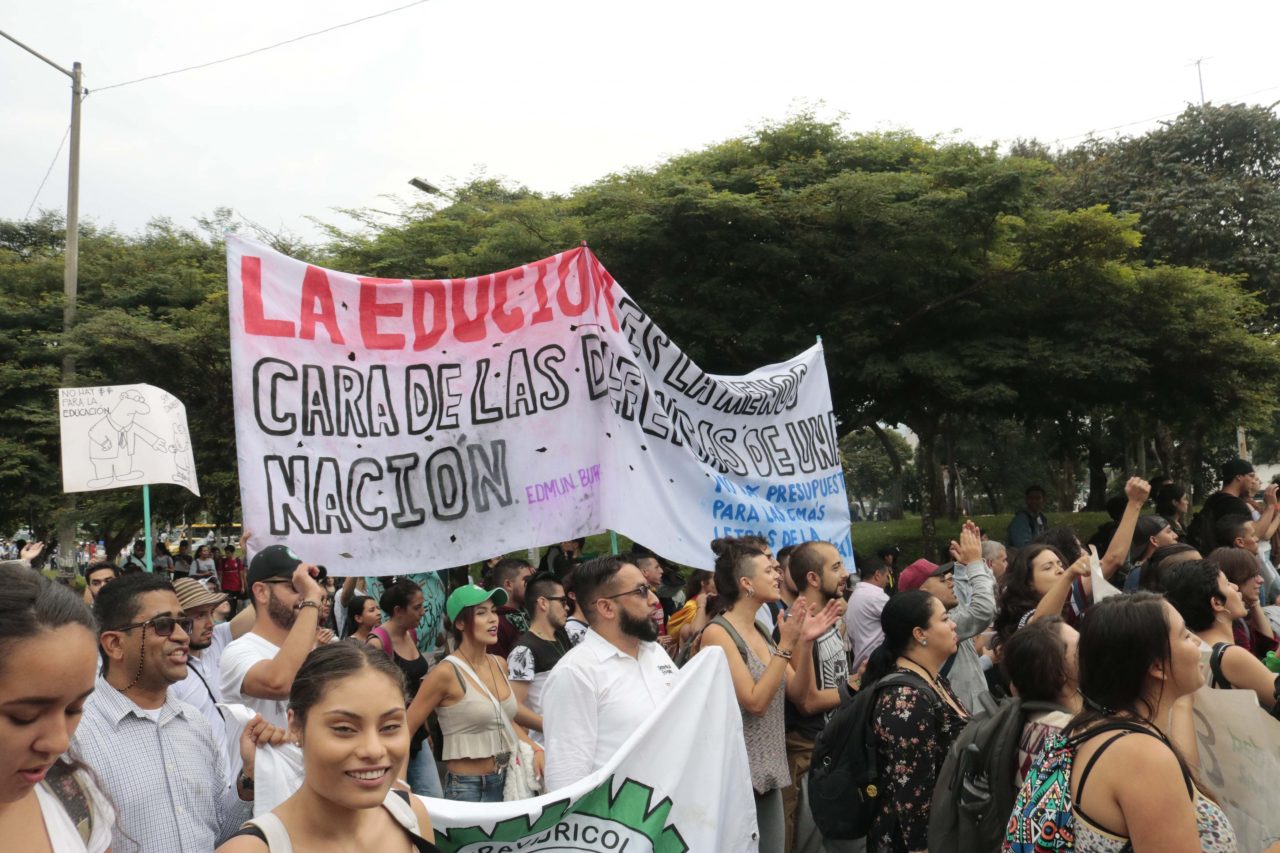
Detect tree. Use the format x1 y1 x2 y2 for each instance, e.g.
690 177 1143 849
840 427 914 517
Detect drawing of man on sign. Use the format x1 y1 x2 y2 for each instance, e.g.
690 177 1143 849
86 390 168 487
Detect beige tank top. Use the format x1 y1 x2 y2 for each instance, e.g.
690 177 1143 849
436 656 518 761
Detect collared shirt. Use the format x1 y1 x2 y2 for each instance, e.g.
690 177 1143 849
171 622 234 777
541 627 677 792
847 581 890 670
71 676 249 852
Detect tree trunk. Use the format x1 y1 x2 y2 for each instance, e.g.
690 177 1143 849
1154 421 1176 480
1087 415 1107 510
945 427 960 521
984 481 1000 515
913 419 942 561
870 423 906 520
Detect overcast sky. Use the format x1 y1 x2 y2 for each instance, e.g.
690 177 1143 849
5 0 1279 243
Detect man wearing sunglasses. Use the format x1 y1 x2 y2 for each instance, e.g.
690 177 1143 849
73 573 284 851
542 555 678 791
507 572 572 746
220 543 326 728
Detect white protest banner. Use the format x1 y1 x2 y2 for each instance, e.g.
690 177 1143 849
246 647 759 852
59 383 200 496
1191 686 1280 850
226 235 852 573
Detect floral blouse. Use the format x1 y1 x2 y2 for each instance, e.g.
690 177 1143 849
870 667 969 852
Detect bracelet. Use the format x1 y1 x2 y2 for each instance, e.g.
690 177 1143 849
774 648 793 661
293 599 321 612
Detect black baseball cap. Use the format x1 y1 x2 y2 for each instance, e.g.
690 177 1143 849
1222 458 1255 483
247 544 303 586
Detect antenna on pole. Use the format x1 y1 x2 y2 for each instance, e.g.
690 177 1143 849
1191 57 1211 106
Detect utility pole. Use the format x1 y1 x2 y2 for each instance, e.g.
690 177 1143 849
1 30 85 568
1193 57 1207 106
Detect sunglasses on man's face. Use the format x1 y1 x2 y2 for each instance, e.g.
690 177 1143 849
109 614 194 638
597 585 650 604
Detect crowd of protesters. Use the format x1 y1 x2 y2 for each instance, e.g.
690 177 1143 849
4 459 1280 851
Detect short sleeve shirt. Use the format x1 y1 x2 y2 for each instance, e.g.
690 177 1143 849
219 632 288 727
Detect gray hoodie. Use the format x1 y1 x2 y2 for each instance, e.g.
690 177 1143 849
948 558 997 714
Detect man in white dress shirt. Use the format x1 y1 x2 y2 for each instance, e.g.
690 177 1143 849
542 555 678 792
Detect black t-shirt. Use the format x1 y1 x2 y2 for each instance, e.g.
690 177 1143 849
1203 491 1252 521
507 628 570 681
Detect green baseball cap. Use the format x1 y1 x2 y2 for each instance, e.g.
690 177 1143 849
446 584 508 623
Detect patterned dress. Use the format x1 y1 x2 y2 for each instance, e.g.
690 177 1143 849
870 667 969 852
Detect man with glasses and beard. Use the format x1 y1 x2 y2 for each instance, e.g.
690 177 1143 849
541 556 678 791
219 544 326 727
73 573 283 851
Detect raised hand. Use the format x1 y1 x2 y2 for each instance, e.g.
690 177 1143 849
1124 476 1151 505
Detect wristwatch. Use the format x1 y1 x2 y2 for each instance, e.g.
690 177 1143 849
238 772 254 791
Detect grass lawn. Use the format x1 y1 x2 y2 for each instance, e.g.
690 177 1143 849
848 512 1111 562
497 512 1111 572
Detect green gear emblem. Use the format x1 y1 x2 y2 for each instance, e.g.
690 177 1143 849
433 776 689 853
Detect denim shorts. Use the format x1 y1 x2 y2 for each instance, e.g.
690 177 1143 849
444 769 507 803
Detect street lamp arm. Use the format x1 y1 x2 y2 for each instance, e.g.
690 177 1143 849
0 28 73 78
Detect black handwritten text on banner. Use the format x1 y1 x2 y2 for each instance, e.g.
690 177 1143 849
226 236 853 574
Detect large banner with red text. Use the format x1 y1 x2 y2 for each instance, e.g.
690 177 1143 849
226 235 852 575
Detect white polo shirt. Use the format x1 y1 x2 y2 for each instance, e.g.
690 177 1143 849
542 628 677 792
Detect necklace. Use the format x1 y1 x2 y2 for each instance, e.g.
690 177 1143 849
530 626 567 655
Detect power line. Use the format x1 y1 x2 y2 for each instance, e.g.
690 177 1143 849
93 0 433 92
24 123 71 219
1048 83 1280 147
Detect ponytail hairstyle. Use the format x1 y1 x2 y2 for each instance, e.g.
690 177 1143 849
863 589 936 686
341 594 377 638
710 538 765 606
378 579 422 621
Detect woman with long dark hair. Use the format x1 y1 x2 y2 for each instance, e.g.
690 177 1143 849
864 589 969 852
1157 483 1192 542
999 616 1081 787
1007 593 1248 851
343 594 382 643
0 564 113 852
366 580 441 798
219 643 438 851
405 586 543 802
992 543 1092 646
1164 559 1280 715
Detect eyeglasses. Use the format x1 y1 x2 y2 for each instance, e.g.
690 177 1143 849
597 585 651 603
108 615 194 638
541 595 570 606
263 579 298 593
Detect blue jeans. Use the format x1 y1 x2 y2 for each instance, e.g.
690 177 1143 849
444 769 506 802
406 747 443 798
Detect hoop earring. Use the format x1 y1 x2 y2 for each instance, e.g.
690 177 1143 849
745 585 755 597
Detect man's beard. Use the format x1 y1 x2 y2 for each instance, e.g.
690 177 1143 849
821 576 845 603
619 607 659 642
267 589 297 630
189 636 212 651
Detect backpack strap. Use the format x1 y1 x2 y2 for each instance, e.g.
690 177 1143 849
709 615 775 665
242 813 293 852
369 626 393 655
1209 642 1232 689
43 760 92 844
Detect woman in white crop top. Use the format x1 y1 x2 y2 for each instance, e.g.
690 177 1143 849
407 585 544 802
0 564 114 853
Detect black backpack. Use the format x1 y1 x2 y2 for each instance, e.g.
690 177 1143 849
927 696 1071 853
1186 505 1219 555
807 670 940 840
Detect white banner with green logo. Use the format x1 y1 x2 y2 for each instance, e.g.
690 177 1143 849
246 647 758 851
